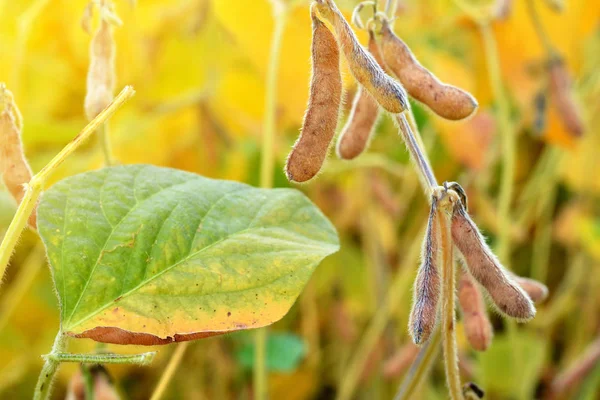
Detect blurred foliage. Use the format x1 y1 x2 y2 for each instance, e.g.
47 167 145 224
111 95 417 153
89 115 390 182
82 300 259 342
0 0 599 399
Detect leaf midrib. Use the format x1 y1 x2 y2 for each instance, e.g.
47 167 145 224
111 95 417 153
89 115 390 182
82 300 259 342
65 171 213 326
66 226 335 331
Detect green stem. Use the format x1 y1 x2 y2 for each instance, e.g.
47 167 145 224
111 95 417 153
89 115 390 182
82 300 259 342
33 331 68 400
98 123 115 166
479 23 514 264
254 5 288 400
46 352 156 365
0 86 134 290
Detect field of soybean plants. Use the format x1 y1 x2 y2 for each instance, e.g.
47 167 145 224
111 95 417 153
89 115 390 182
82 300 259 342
0 0 599 399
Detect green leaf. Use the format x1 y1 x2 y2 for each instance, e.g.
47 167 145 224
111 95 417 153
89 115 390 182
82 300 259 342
236 332 307 373
476 332 548 399
37 165 339 345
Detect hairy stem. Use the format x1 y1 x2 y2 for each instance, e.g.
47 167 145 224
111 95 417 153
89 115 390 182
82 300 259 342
438 210 463 400
47 352 156 365
0 86 134 290
150 342 190 400
33 331 68 400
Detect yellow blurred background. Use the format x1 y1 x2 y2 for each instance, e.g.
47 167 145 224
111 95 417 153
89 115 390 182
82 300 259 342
1 0 600 399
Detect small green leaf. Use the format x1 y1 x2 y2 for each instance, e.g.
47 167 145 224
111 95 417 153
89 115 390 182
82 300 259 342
236 332 307 373
37 165 339 345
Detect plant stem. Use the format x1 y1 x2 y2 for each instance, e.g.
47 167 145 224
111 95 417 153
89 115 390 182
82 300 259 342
395 112 438 194
47 352 156 365
254 4 288 399
98 123 115 166
150 342 189 400
394 328 442 400
479 22 514 264
259 4 287 190
437 209 463 400
336 229 422 400
524 0 556 57
0 86 134 290
33 331 68 400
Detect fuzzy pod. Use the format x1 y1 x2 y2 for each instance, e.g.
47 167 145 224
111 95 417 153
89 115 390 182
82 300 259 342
0 92 36 229
513 276 549 303
85 18 116 121
451 201 535 321
409 197 441 345
314 0 408 114
380 19 477 120
458 271 493 351
548 58 584 137
336 31 384 160
285 6 343 183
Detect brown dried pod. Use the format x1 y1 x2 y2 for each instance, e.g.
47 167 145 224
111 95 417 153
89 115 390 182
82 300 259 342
0 86 36 229
513 276 549 303
285 5 342 183
451 199 535 321
409 196 441 345
380 19 478 120
314 0 408 114
336 31 384 160
85 18 116 121
548 57 584 137
458 271 493 351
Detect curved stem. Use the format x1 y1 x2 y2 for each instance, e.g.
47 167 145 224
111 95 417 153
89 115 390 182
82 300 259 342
394 328 442 400
0 86 134 290
33 331 68 400
150 342 189 400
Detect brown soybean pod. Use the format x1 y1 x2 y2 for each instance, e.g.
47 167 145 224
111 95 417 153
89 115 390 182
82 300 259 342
458 271 493 351
409 197 441 345
380 19 478 121
336 31 383 160
285 5 342 183
85 18 115 121
0 109 36 229
513 276 549 303
314 0 408 114
451 201 535 320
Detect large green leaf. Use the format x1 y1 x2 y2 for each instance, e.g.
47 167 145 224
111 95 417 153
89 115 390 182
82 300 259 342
37 165 339 345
